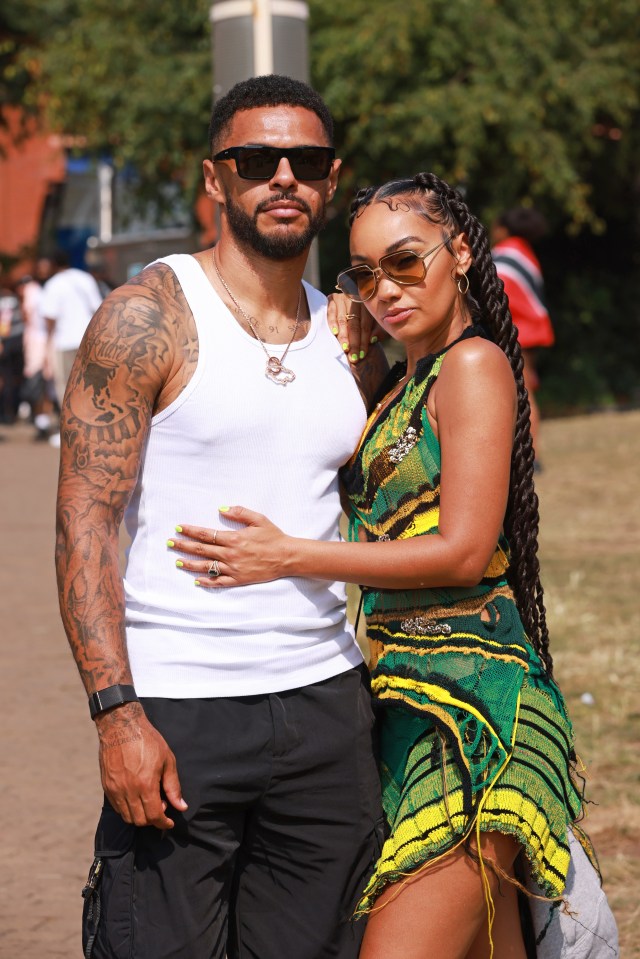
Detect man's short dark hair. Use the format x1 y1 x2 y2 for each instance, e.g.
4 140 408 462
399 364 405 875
52 249 71 269
495 207 548 245
209 75 334 155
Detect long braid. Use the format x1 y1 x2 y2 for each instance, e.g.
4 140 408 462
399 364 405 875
350 173 553 675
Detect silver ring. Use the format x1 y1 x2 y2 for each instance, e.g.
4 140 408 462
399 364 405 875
345 313 358 320
207 560 220 578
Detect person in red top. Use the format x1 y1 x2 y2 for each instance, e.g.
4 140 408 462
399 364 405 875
492 207 554 464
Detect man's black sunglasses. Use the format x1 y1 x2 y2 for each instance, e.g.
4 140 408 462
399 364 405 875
213 146 335 181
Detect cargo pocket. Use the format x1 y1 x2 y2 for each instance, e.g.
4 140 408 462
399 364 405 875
82 802 137 959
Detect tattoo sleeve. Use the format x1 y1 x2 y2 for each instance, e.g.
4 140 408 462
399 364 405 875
351 344 390 412
55 265 197 694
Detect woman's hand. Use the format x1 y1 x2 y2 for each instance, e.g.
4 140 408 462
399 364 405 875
327 293 386 364
168 507 292 587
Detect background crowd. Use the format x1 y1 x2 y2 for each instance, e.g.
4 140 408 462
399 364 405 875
0 254 108 443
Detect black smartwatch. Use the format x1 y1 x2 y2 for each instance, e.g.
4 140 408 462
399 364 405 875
88 684 139 720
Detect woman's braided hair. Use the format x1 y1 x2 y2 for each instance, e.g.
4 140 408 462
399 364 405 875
349 173 552 675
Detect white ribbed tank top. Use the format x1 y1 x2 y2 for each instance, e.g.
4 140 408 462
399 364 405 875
124 254 367 697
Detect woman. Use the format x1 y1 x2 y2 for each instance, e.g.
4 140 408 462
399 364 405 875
170 173 595 957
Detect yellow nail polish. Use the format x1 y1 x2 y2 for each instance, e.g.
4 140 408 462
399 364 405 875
359 350 365 359
175 560 184 568
167 540 175 548
350 353 358 362
331 326 339 335
175 525 183 533
219 505 230 513
194 579 201 586
370 335 378 344
342 342 349 351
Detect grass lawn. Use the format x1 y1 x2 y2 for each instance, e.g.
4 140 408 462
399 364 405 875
536 409 640 955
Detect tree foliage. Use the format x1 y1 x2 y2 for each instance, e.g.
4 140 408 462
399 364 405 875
2 0 639 407
308 0 640 411
310 0 640 233
0 1 43 137
4 0 639 230
4 0 211 195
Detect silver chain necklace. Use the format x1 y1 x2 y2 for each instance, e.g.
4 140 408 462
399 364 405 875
213 252 302 386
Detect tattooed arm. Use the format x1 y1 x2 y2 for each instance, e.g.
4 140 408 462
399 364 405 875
55 263 197 829
349 342 389 411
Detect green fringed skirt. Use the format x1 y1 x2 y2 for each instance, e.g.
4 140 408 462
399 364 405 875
355 675 589 916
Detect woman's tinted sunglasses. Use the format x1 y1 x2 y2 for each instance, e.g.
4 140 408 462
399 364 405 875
213 146 335 181
335 235 456 303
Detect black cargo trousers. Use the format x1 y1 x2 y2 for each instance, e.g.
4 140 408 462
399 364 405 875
82 665 384 959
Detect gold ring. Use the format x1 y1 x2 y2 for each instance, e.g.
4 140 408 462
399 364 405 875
212 530 217 546
345 313 358 320
207 560 220 578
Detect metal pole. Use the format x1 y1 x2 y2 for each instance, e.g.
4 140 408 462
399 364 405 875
209 2 319 287
253 0 274 75
98 162 113 243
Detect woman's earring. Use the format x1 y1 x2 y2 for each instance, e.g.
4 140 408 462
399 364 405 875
457 272 470 295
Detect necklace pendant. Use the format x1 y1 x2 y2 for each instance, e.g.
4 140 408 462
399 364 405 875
265 356 296 386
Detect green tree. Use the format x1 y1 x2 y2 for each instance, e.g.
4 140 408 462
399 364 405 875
310 0 640 232
6 0 640 408
0 2 43 138
9 0 639 230
309 0 640 412
12 0 211 197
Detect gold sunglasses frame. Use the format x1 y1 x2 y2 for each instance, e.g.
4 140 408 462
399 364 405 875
336 233 457 302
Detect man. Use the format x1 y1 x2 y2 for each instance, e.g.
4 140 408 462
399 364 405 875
491 208 554 465
0 284 23 424
41 249 103 445
56 75 387 959
15 273 54 440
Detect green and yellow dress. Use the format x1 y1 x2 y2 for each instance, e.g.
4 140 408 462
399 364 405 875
341 326 590 915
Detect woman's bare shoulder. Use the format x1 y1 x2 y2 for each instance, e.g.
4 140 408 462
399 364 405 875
439 334 514 387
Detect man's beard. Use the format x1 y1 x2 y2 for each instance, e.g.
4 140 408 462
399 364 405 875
224 190 326 260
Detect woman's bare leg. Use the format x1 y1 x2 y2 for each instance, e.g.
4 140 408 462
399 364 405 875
359 832 526 959
466 854 527 959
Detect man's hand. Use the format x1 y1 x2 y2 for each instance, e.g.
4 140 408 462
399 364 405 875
96 702 187 829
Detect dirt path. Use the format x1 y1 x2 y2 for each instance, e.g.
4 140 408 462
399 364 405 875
0 423 101 958
1 411 636 956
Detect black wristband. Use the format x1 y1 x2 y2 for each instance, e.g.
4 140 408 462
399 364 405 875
88 684 139 720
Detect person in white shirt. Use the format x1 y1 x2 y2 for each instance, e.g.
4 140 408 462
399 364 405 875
55 76 387 959
41 250 103 410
